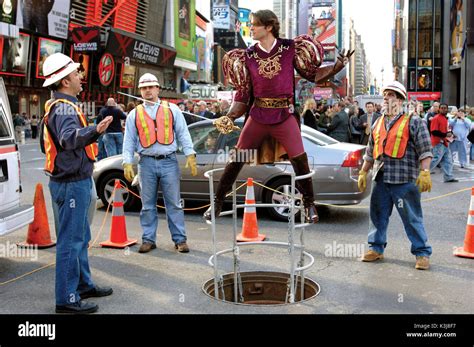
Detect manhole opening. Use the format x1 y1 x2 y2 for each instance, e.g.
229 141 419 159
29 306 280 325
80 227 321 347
202 271 320 306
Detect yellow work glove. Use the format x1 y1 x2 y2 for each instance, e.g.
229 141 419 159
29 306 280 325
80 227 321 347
213 115 240 135
358 170 367 192
123 163 136 182
416 170 432 193
185 155 198 176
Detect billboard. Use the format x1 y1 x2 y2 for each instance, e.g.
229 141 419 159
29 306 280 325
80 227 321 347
450 0 464 67
212 0 230 30
36 37 63 79
0 0 17 24
309 1 337 62
174 0 196 63
120 64 136 89
71 51 90 85
16 0 71 39
0 32 30 76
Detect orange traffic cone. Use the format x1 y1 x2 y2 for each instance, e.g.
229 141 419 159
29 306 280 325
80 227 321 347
18 183 56 249
454 187 474 258
237 178 266 242
100 180 137 248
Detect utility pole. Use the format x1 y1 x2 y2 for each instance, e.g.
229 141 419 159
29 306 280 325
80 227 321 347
464 27 469 109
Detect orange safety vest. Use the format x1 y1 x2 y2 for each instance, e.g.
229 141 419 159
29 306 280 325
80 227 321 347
135 101 174 148
43 99 98 174
372 113 411 160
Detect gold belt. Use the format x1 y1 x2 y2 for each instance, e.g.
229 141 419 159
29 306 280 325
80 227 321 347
255 98 290 109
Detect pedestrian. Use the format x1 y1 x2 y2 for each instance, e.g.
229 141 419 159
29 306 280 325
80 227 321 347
317 105 331 133
425 101 440 134
302 98 318 130
197 100 214 119
122 73 197 254
41 53 114 313
358 81 433 270
207 9 351 223
327 101 350 142
349 105 363 144
30 115 38 139
449 107 471 168
13 113 25 142
359 102 380 145
429 103 458 182
97 98 127 157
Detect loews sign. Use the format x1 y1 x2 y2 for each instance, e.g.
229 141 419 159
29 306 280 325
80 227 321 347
107 29 176 68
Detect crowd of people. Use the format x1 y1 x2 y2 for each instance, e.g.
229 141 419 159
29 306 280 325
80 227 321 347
301 97 474 169
13 112 39 141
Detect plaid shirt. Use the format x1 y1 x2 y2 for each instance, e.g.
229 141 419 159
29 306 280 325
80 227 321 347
363 113 433 184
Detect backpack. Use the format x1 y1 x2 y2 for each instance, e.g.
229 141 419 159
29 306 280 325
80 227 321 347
467 129 474 144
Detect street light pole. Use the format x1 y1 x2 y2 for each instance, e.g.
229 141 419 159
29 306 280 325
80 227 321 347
464 27 469 109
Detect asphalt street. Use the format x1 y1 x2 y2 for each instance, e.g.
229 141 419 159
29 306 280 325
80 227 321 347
0 139 473 314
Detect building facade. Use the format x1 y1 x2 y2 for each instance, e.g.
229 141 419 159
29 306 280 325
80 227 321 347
398 0 473 106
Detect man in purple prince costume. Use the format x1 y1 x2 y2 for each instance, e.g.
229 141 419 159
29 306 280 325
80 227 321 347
206 10 352 223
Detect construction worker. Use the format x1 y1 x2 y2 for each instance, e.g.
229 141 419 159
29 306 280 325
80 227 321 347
122 73 197 254
41 53 114 314
358 81 433 270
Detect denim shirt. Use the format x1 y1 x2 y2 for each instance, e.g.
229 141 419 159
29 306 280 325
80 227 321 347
46 92 101 182
122 100 195 164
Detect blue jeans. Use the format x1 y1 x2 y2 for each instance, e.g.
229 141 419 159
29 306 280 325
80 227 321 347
52 178 97 237
449 140 467 166
137 155 186 245
49 178 95 305
97 137 107 160
368 174 432 257
430 143 455 181
103 132 123 157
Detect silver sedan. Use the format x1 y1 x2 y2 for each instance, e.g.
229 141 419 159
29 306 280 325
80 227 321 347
93 119 371 221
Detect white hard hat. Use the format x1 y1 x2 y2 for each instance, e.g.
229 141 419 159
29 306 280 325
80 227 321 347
138 73 160 88
382 81 407 100
42 53 80 87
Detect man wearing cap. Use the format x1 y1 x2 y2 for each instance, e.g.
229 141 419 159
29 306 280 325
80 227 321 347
41 53 114 313
122 73 197 254
358 81 433 270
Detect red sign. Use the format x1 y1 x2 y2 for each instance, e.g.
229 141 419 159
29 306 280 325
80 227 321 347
98 53 115 86
408 92 442 101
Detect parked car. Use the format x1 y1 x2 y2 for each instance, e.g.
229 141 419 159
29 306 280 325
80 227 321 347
93 119 371 221
0 78 34 236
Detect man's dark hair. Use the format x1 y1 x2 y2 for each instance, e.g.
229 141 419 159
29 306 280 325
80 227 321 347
439 103 449 108
251 10 280 38
365 101 374 107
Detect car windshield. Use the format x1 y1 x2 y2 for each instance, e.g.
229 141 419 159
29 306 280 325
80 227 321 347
301 125 338 146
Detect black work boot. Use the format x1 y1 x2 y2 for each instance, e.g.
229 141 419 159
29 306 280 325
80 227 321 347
204 161 245 221
289 152 319 223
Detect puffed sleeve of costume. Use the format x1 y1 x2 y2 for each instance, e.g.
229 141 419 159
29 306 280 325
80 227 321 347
293 34 324 82
222 49 251 105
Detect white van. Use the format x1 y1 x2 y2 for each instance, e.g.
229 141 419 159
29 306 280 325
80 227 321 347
0 78 34 236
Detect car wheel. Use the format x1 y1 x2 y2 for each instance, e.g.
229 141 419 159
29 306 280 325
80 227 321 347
98 171 141 211
263 177 303 222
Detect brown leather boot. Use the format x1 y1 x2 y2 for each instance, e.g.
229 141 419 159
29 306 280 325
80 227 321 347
204 161 245 221
289 152 319 223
